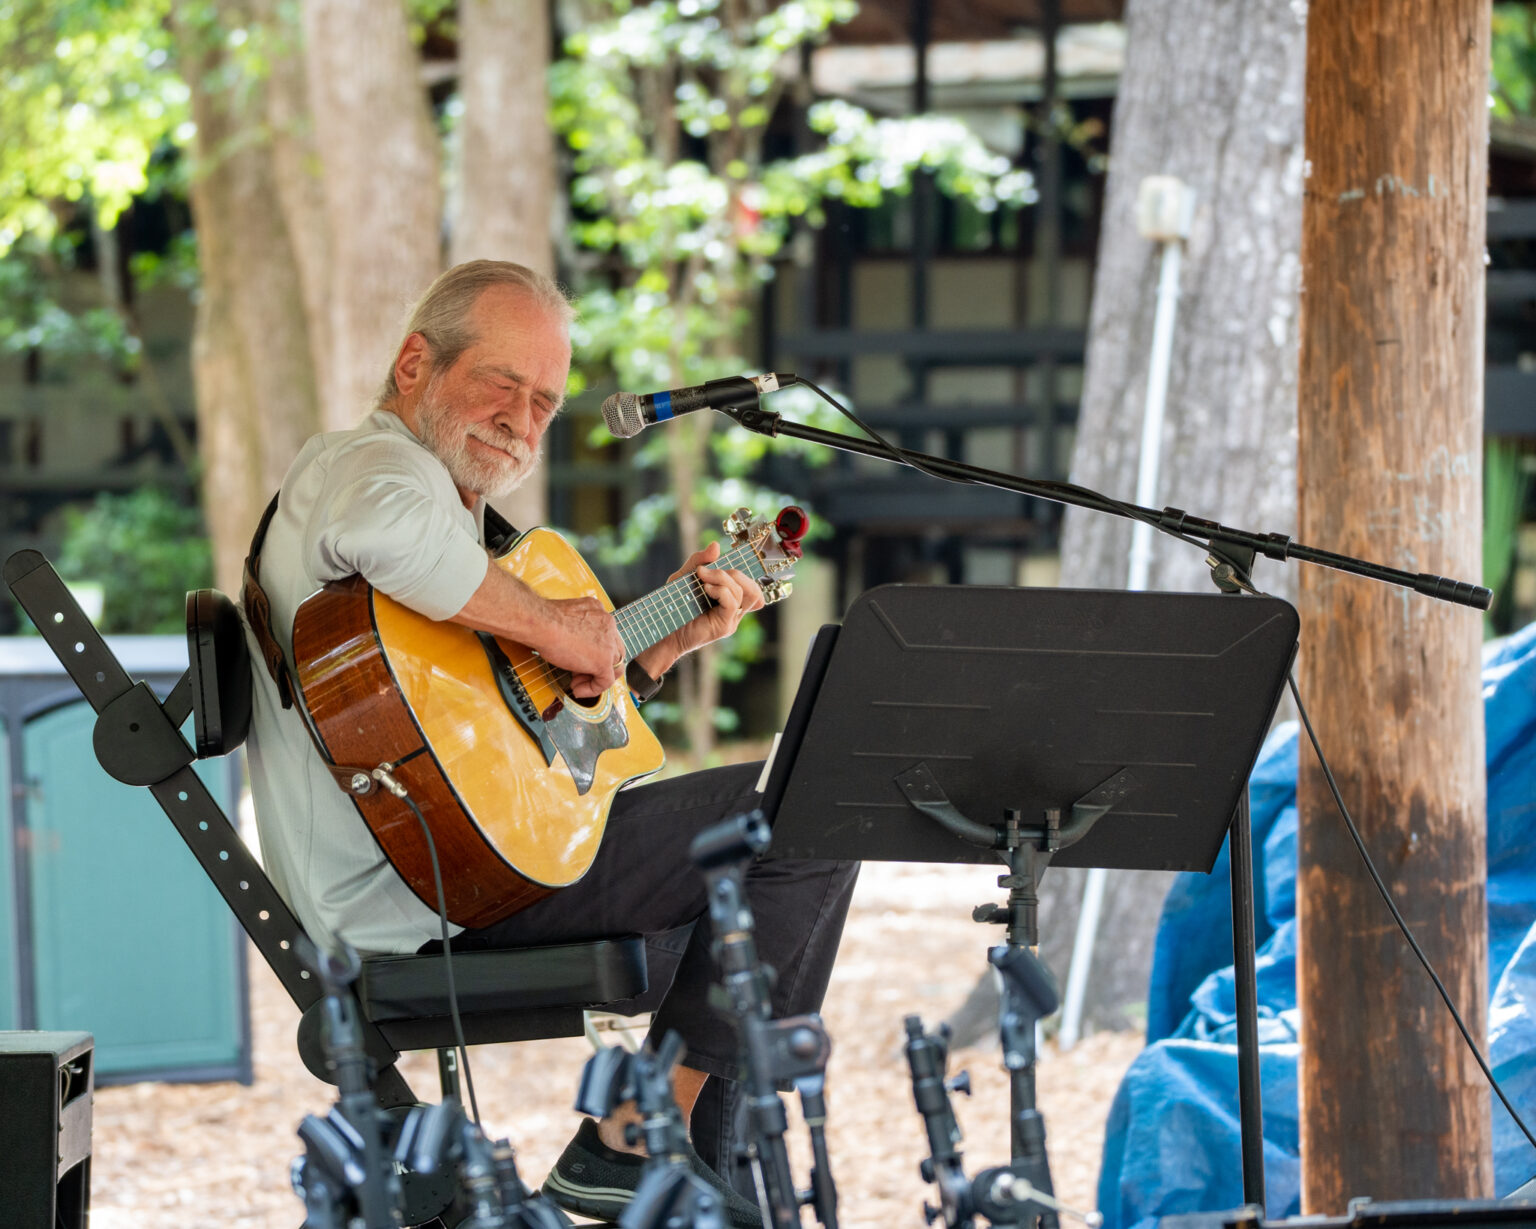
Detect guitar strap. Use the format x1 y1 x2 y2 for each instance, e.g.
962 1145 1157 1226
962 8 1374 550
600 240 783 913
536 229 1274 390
482 503 519 555
242 493 291 709
241 492 387 797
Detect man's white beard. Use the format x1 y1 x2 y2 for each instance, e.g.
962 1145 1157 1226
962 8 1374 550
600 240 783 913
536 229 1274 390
414 381 540 499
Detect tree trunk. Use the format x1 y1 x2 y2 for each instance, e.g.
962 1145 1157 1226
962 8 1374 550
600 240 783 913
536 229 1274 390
301 0 443 428
453 0 557 531
1062 0 1305 597
257 0 334 423
176 5 322 593
1295 0 1491 1210
187 281 264 598
1043 0 1308 1033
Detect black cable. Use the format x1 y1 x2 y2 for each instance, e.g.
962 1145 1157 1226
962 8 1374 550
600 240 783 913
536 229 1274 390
402 791 482 1126
1287 671 1536 1157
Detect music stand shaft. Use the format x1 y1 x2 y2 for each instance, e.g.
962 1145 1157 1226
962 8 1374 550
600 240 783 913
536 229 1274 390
1230 792 1266 1211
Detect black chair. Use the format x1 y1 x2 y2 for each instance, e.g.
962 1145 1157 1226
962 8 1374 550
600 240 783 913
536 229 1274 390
4 549 651 1115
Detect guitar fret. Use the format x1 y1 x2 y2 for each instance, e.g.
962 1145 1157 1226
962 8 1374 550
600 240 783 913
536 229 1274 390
614 544 761 659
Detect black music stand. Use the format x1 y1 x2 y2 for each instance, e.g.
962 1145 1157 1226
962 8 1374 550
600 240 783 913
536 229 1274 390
760 584 1299 1206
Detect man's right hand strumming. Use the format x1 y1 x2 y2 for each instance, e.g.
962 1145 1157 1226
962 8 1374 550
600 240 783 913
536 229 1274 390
539 594 626 698
449 561 625 697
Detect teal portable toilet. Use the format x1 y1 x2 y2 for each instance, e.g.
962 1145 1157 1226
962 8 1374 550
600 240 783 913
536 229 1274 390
0 636 250 1084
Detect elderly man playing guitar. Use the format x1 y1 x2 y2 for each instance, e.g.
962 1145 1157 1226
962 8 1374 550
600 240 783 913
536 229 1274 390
242 260 858 1228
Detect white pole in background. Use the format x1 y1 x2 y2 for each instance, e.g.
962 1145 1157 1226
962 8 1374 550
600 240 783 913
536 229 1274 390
1057 176 1196 1051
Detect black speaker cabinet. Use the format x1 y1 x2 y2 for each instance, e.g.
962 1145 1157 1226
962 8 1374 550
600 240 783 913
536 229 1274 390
0 1031 93 1229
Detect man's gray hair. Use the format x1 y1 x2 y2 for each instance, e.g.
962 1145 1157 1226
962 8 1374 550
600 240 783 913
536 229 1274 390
377 260 575 406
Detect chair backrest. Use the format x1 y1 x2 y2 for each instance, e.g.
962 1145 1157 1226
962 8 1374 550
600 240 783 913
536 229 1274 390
186 590 252 759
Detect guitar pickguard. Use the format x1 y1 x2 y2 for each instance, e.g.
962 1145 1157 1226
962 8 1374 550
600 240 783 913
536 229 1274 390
476 631 631 793
543 702 631 796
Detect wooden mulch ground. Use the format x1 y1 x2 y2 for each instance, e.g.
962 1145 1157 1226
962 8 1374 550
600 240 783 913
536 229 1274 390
86 860 1143 1228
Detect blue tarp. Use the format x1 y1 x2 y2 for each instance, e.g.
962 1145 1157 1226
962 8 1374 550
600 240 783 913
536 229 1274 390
1098 620 1536 1229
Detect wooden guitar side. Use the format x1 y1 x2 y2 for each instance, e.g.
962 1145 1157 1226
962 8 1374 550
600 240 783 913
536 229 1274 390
293 528 665 929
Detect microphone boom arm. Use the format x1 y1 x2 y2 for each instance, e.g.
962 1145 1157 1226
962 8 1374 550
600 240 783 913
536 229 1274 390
716 403 1490 611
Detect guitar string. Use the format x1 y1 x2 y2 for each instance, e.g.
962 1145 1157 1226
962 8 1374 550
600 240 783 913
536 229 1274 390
496 542 768 696
511 572 723 696
614 541 765 639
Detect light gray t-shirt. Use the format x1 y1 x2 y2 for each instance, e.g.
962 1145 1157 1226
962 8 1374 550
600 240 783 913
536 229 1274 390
245 410 491 953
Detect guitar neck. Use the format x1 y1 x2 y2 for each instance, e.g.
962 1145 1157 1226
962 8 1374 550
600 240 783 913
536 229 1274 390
613 543 761 660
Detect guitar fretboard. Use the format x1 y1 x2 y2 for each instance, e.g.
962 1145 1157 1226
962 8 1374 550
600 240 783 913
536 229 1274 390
612 542 763 660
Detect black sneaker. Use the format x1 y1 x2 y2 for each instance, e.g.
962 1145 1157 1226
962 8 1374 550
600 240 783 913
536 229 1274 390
542 1117 764 1228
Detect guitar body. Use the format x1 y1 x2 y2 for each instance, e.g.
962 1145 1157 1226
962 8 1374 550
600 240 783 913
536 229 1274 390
293 528 665 929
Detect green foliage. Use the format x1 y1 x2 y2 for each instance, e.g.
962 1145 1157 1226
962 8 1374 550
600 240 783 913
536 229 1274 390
1493 4 1536 117
1485 437 1530 637
407 0 456 45
763 100 1034 221
0 0 187 251
0 233 140 369
552 1 1032 289
553 1 1032 474
127 227 200 293
54 487 213 633
0 1 197 377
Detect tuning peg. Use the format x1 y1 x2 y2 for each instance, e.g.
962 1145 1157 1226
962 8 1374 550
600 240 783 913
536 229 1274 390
760 579 792 604
722 508 754 537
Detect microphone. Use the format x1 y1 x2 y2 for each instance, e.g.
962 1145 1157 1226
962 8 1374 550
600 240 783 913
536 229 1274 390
601 372 793 438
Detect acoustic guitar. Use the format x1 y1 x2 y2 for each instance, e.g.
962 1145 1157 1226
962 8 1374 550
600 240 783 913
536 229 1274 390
291 506 805 928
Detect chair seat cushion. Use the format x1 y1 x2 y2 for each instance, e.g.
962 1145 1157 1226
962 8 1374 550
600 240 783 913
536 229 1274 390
358 936 649 1021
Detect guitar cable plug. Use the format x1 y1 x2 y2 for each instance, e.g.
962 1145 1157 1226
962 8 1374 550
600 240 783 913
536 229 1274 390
371 765 410 798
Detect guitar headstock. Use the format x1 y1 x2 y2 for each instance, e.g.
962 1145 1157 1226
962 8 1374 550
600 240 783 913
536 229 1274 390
722 506 809 605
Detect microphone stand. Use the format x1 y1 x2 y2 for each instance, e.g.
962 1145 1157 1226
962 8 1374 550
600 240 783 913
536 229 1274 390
716 393 1488 1210
692 811 840 1229
571 1033 726 1229
715 402 1490 611
290 939 402 1229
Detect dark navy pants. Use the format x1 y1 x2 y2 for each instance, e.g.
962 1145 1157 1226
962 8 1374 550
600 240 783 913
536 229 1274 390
423 761 861 1080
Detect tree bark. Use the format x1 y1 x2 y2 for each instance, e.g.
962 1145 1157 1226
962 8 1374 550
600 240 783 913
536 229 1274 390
256 0 334 423
301 0 443 428
1296 0 1491 1210
1044 0 1308 1032
453 0 557 530
176 4 322 593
